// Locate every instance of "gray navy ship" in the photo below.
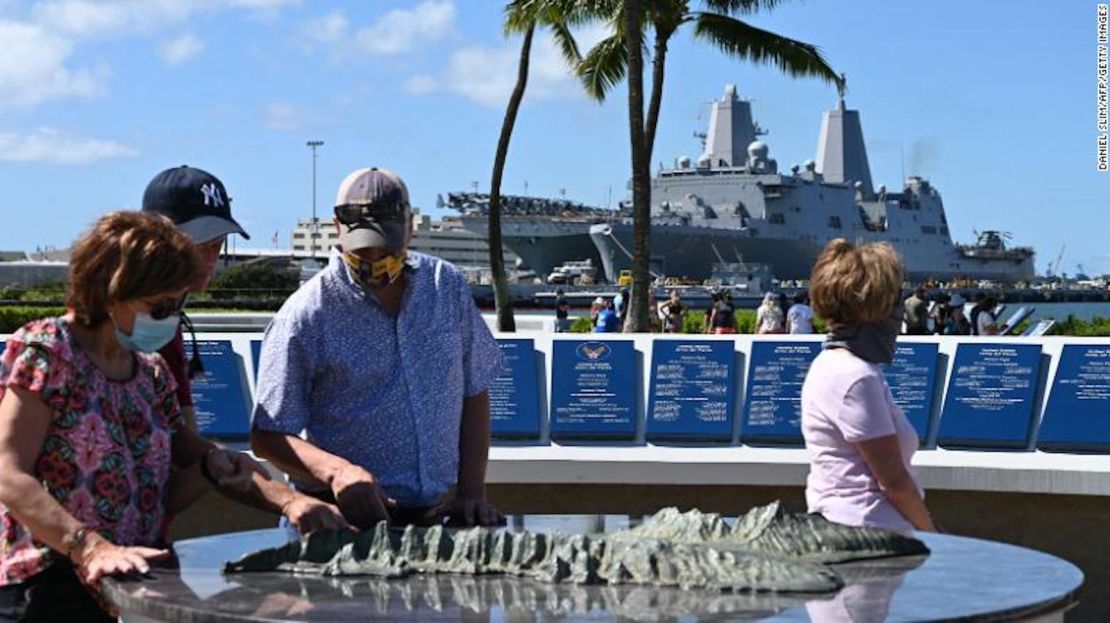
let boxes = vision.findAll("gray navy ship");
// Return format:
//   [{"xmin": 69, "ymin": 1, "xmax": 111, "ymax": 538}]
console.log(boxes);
[{"xmin": 447, "ymin": 84, "xmax": 1035, "ymax": 283}]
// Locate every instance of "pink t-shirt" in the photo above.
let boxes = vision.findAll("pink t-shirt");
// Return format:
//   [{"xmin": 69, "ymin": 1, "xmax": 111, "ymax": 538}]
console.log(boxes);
[{"xmin": 801, "ymin": 348, "xmax": 922, "ymax": 536}]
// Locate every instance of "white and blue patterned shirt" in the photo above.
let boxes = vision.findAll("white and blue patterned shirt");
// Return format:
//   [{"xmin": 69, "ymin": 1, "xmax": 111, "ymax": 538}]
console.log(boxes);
[{"xmin": 252, "ymin": 249, "xmax": 503, "ymax": 506}]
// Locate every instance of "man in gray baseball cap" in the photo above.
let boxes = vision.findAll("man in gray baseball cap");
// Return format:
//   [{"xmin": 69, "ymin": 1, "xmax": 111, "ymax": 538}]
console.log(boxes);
[{"xmin": 252, "ymin": 166, "xmax": 506, "ymax": 530}]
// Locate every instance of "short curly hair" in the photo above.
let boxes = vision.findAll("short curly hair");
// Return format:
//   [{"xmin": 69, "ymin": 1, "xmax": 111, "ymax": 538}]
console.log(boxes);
[
  {"xmin": 66, "ymin": 212, "xmax": 203, "ymax": 327},
  {"xmin": 809, "ymin": 238, "xmax": 904, "ymax": 328}
]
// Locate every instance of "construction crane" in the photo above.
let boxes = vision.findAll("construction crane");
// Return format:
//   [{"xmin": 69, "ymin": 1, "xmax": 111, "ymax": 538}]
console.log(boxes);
[{"xmin": 1046, "ymin": 244, "xmax": 1066, "ymax": 278}]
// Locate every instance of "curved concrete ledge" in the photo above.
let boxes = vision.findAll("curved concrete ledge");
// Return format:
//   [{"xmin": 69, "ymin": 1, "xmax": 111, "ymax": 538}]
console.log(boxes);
[{"xmin": 488, "ymin": 445, "xmax": 1110, "ymax": 496}]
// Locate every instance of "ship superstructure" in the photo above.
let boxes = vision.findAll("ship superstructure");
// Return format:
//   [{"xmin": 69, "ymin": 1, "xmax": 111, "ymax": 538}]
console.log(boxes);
[
  {"xmin": 450, "ymin": 84, "xmax": 1034, "ymax": 284},
  {"xmin": 590, "ymin": 85, "xmax": 1034, "ymax": 282}
]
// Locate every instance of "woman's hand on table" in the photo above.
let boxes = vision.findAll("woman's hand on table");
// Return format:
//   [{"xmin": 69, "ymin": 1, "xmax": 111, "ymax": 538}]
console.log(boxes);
[{"xmin": 74, "ymin": 532, "xmax": 171, "ymax": 584}]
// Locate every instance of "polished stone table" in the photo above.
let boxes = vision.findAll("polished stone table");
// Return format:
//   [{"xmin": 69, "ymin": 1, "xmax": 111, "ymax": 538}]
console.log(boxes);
[{"xmin": 103, "ymin": 515, "xmax": 1082, "ymax": 622}]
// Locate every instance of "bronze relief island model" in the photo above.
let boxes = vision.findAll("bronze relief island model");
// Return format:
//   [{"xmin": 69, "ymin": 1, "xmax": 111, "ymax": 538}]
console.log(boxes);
[{"xmin": 225, "ymin": 503, "xmax": 928, "ymax": 593}]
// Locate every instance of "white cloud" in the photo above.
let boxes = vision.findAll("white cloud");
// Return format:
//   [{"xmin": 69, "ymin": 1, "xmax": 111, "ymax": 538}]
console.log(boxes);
[
  {"xmin": 303, "ymin": 1, "xmax": 456, "ymax": 58},
  {"xmin": 0, "ymin": 127, "xmax": 138, "ymax": 164},
  {"xmin": 33, "ymin": 0, "xmax": 301, "ymax": 38},
  {"xmin": 402, "ymin": 74, "xmax": 438, "ymax": 96},
  {"xmin": 262, "ymin": 102, "xmax": 308, "ymax": 132},
  {"xmin": 354, "ymin": 1, "xmax": 455, "ymax": 56},
  {"xmin": 302, "ymin": 9, "xmax": 347, "ymax": 46},
  {"xmin": 0, "ymin": 20, "xmax": 104, "ymax": 109},
  {"xmin": 415, "ymin": 25, "xmax": 609, "ymax": 107},
  {"xmin": 159, "ymin": 32, "xmax": 204, "ymax": 65},
  {"xmin": 0, "ymin": 0, "xmax": 301, "ymax": 110}
]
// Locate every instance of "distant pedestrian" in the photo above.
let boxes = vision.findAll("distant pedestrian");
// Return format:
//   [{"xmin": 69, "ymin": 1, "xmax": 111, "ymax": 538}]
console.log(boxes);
[
  {"xmin": 756, "ymin": 292, "xmax": 785, "ymax": 334},
  {"xmin": 704, "ymin": 291, "xmax": 720, "ymax": 333},
  {"xmin": 647, "ymin": 289, "xmax": 661, "ymax": 332},
  {"xmin": 944, "ymin": 294, "xmax": 971, "ymax": 335},
  {"xmin": 709, "ymin": 290, "xmax": 737, "ymax": 334},
  {"xmin": 777, "ymin": 291, "xmax": 791, "ymax": 320},
  {"xmin": 975, "ymin": 295, "xmax": 1003, "ymax": 336},
  {"xmin": 614, "ymin": 287, "xmax": 629, "ymax": 327},
  {"xmin": 902, "ymin": 286, "xmax": 930, "ymax": 335},
  {"xmin": 787, "ymin": 292, "xmax": 814, "ymax": 334},
  {"xmin": 930, "ymin": 292, "xmax": 950, "ymax": 335},
  {"xmin": 659, "ymin": 290, "xmax": 687, "ymax": 333},
  {"xmin": 593, "ymin": 298, "xmax": 621, "ymax": 332},
  {"xmin": 554, "ymin": 288, "xmax": 570, "ymax": 332},
  {"xmin": 590, "ymin": 296, "xmax": 605, "ymax": 328}
]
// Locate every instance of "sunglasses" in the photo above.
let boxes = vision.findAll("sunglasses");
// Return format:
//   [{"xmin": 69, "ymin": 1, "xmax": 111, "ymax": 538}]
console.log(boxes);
[
  {"xmin": 146, "ymin": 295, "xmax": 186, "ymax": 321},
  {"xmin": 335, "ymin": 201, "xmax": 406, "ymax": 225}
]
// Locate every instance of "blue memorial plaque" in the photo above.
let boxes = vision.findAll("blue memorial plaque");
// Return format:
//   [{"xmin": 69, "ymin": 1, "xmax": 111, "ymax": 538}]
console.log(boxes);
[
  {"xmin": 938, "ymin": 343, "xmax": 1043, "ymax": 449},
  {"xmin": 550, "ymin": 340, "xmax": 637, "ymax": 440},
  {"xmin": 740, "ymin": 341, "xmax": 821, "ymax": 446},
  {"xmin": 490, "ymin": 339, "xmax": 542, "ymax": 440},
  {"xmin": 250, "ymin": 339, "xmax": 261, "ymax": 382},
  {"xmin": 646, "ymin": 340, "xmax": 736, "ymax": 441},
  {"xmin": 1037, "ymin": 345, "xmax": 1110, "ymax": 452},
  {"xmin": 190, "ymin": 340, "xmax": 252, "ymax": 440},
  {"xmin": 882, "ymin": 343, "xmax": 941, "ymax": 443}
]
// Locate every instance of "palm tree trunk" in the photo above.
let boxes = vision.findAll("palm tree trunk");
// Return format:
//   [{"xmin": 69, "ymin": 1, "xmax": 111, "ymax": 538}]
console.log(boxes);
[
  {"xmin": 489, "ymin": 24, "xmax": 536, "ymax": 333},
  {"xmin": 644, "ymin": 28, "xmax": 671, "ymax": 162},
  {"xmin": 623, "ymin": 0, "xmax": 652, "ymax": 333}
]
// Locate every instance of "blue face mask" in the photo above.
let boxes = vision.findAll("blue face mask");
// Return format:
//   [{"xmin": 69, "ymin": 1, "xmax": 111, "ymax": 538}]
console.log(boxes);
[{"xmin": 114, "ymin": 311, "xmax": 180, "ymax": 353}]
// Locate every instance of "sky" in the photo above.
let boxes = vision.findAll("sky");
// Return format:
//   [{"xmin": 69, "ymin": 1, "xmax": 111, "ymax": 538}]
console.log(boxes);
[{"xmin": 0, "ymin": 0, "xmax": 1105, "ymax": 276}]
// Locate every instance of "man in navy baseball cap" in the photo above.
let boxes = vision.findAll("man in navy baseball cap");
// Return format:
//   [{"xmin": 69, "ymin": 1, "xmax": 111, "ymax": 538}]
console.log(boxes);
[{"xmin": 141, "ymin": 165, "xmax": 250, "ymax": 432}]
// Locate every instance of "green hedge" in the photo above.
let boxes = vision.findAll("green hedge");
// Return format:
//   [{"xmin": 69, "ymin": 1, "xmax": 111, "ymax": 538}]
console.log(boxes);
[
  {"xmin": 0, "ymin": 306, "xmax": 67, "ymax": 333},
  {"xmin": 1051, "ymin": 315, "xmax": 1110, "ymax": 337}
]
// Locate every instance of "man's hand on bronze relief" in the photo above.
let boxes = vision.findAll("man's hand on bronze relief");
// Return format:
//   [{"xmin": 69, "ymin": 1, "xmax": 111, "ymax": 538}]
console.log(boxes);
[
  {"xmin": 438, "ymin": 497, "xmax": 506, "ymax": 528},
  {"xmin": 329, "ymin": 463, "xmax": 396, "ymax": 530}
]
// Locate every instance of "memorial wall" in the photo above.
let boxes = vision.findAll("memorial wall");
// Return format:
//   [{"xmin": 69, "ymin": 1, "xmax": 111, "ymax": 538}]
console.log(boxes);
[{"xmin": 1, "ymin": 332, "xmax": 1107, "ymax": 451}]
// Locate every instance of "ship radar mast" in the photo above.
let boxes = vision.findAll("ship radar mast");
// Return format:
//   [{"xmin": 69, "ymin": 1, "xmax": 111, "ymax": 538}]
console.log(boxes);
[
  {"xmin": 815, "ymin": 73, "xmax": 875, "ymax": 196},
  {"xmin": 700, "ymin": 84, "xmax": 758, "ymax": 168}
]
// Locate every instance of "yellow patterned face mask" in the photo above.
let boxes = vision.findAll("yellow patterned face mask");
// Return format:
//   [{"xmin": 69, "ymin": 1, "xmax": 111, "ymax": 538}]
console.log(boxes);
[{"xmin": 343, "ymin": 250, "xmax": 406, "ymax": 289}]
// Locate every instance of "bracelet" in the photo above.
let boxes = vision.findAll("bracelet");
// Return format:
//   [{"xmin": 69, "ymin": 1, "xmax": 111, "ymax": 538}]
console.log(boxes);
[
  {"xmin": 199, "ymin": 449, "xmax": 221, "ymax": 487},
  {"xmin": 65, "ymin": 525, "xmax": 91, "ymax": 561}
]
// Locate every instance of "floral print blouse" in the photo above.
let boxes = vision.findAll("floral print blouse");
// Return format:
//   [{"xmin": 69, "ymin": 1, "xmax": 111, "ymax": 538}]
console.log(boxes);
[{"xmin": 0, "ymin": 317, "xmax": 182, "ymax": 585}]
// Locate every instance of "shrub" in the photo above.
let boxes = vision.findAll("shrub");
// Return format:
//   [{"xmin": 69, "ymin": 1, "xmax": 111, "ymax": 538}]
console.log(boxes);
[
  {"xmin": 208, "ymin": 260, "xmax": 299, "ymax": 298},
  {"xmin": 570, "ymin": 316, "xmax": 594, "ymax": 333},
  {"xmin": 0, "ymin": 306, "xmax": 66, "ymax": 333}
]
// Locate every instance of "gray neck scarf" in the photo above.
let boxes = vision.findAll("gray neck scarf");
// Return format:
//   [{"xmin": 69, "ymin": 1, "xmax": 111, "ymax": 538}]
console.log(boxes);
[{"xmin": 824, "ymin": 305, "xmax": 903, "ymax": 364}]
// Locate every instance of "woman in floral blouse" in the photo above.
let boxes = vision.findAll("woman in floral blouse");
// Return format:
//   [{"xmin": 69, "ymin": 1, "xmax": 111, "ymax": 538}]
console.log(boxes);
[{"xmin": 0, "ymin": 213, "xmax": 347, "ymax": 621}]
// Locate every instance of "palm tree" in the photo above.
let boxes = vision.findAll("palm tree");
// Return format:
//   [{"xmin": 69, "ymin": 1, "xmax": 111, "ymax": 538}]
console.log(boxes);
[
  {"xmin": 622, "ymin": 0, "xmax": 653, "ymax": 333},
  {"xmin": 578, "ymin": 0, "xmax": 843, "ymax": 331},
  {"xmin": 488, "ymin": 0, "xmax": 585, "ymax": 332}
]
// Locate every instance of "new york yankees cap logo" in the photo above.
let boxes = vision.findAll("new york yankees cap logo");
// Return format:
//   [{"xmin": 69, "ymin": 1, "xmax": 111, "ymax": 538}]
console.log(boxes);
[{"xmin": 142, "ymin": 165, "xmax": 250, "ymax": 243}]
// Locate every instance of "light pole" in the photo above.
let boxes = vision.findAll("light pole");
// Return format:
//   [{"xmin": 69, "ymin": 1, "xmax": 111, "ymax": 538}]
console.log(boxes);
[{"xmin": 306, "ymin": 140, "xmax": 324, "ymax": 258}]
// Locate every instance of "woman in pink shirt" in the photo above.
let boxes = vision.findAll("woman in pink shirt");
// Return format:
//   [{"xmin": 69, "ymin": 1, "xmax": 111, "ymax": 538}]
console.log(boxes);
[{"xmin": 801, "ymin": 239, "xmax": 937, "ymax": 536}]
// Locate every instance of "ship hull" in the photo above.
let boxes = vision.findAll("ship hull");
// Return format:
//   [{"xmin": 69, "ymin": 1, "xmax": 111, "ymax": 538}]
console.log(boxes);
[
  {"xmin": 592, "ymin": 223, "xmax": 1035, "ymax": 283},
  {"xmin": 461, "ymin": 216, "xmax": 603, "ymax": 279},
  {"xmin": 591, "ymin": 224, "xmax": 820, "ymax": 282}
]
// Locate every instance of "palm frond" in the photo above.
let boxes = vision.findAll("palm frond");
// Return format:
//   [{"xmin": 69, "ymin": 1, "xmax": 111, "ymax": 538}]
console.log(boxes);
[
  {"xmin": 576, "ymin": 32, "xmax": 628, "ymax": 101},
  {"xmin": 700, "ymin": 0, "xmax": 789, "ymax": 15},
  {"xmin": 549, "ymin": 20, "xmax": 582, "ymax": 65},
  {"xmin": 692, "ymin": 12, "xmax": 841, "ymax": 87},
  {"xmin": 503, "ymin": 0, "xmax": 540, "ymax": 34},
  {"xmin": 646, "ymin": 0, "xmax": 687, "ymax": 36}
]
